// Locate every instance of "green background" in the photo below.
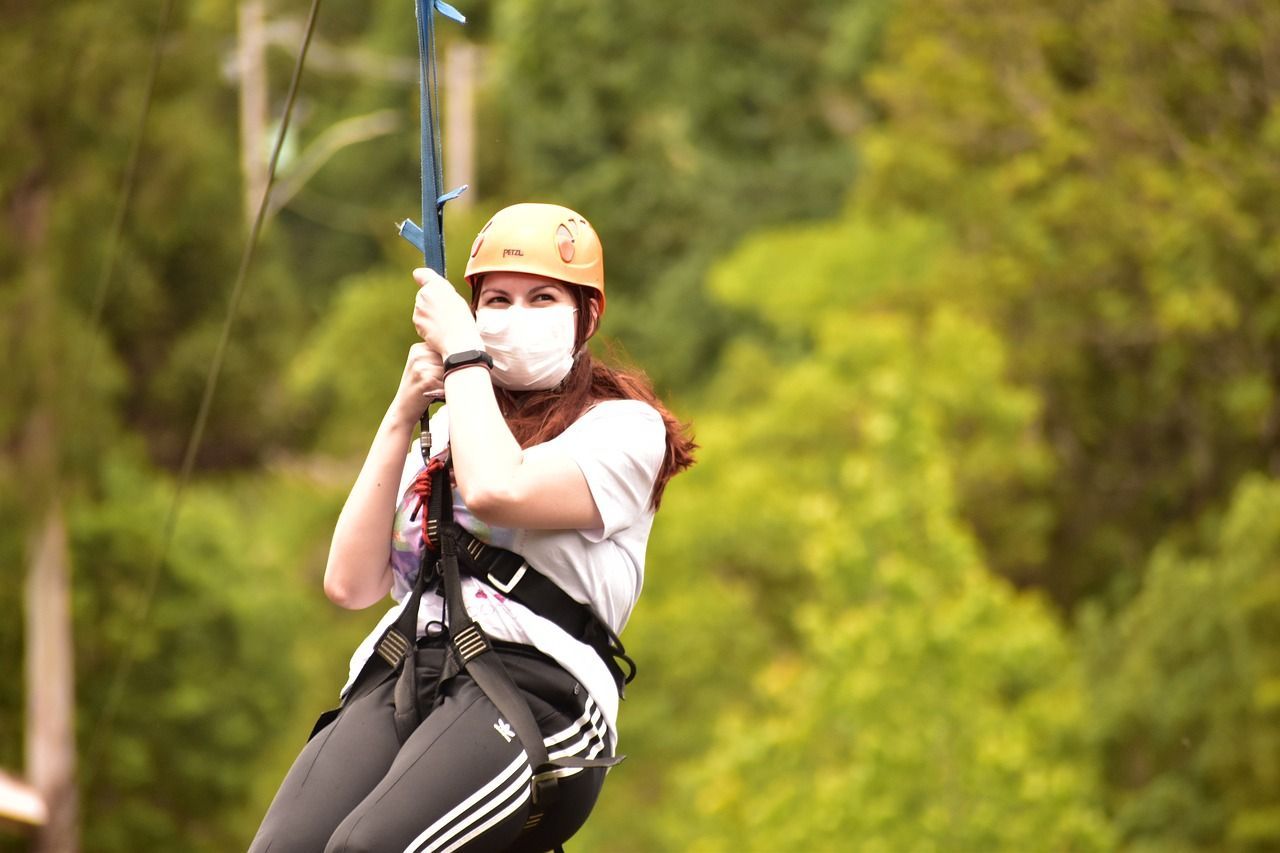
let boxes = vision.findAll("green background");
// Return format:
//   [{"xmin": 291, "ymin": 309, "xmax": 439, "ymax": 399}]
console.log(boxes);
[{"xmin": 3, "ymin": 0, "xmax": 1278, "ymax": 849}]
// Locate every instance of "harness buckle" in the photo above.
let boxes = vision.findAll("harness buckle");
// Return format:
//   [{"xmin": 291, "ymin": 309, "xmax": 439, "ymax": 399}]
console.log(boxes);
[
  {"xmin": 375, "ymin": 627, "xmax": 411, "ymax": 666},
  {"xmin": 486, "ymin": 563, "xmax": 527, "ymax": 594},
  {"xmin": 530, "ymin": 770, "xmax": 560, "ymax": 809},
  {"xmin": 450, "ymin": 621, "xmax": 491, "ymax": 665}
]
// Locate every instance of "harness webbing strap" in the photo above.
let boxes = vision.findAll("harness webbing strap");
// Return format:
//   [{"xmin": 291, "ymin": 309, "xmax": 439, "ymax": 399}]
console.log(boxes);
[
  {"xmin": 451, "ymin": 527, "xmax": 637, "ymax": 694},
  {"xmin": 431, "ymin": 464, "xmax": 621, "ymax": 810},
  {"xmin": 404, "ymin": 458, "xmax": 635, "ymax": 693},
  {"xmin": 412, "ymin": 0, "xmax": 444, "ymax": 272},
  {"xmin": 371, "ymin": 0, "xmax": 465, "ymax": 739},
  {"xmin": 397, "ymin": 0, "xmax": 468, "ymax": 263},
  {"xmin": 357, "ymin": 461, "xmax": 620, "ymax": 800}
]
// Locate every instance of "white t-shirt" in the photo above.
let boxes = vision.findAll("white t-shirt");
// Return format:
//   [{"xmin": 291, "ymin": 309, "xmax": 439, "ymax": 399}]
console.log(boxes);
[{"xmin": 340, "ymin": 398, "xmax": 666, "ymax": 742}]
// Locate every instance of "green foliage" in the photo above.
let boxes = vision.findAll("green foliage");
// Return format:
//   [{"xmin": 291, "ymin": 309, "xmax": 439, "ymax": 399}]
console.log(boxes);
[
  {"xmin": 286, "ymin": 201, "xmax": 494, "ymax": 455},
  {"xmin": 677, "ymin": 577, "xmax": 1108, "ymax": 851},
  {"xmin": 70, "ymin": 453, "xmax": 349, "ymax": 852},
  {"xmin": 0, "ymin": 486, "xmax": 28, "ymax": 779},
  {"xmin": 489, "ymin": 0, "xmax": 871, "ymax": 388},
  {"xmin": 3, "ymin": 0, "xmax": 1279, "ymax": 849},
  {"xmin": 286, "ymin": 268, "xmax": 416, "ymax": 454},
  {"xmin": 575, "ymin": 217, "xmax": 1107, "ymax": 850},
  {"xmin": 709, "ymin": 214, "xmax": 1057, "ymax": 596},
  {"xmin": 851, "ymin": 0, "xmax": 1280, "ymax": 608},
  {"xmin": 1083, "ymin": 476, "xmax": 1280, "ymax": 851}
]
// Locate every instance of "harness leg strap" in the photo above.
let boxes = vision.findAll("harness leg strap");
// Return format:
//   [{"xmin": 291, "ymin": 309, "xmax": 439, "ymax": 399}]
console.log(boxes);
[{"xmin": 438, "ymin": 517, "xmax": 619, "ymax": 819}]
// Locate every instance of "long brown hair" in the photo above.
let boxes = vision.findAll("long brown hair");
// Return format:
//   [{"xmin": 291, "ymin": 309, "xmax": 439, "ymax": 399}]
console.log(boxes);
[{"xmin": 471, "ymin": 284, "xmax": 696, "ymax": 509}]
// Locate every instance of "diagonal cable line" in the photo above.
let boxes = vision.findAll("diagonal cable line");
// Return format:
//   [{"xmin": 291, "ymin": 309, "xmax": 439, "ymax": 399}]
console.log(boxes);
[
  {"xmin": 83, "ymin": 0, "xmax": 326, "ymax": 790},
  {"xmin": 80, "ymin": 0, "xmax": 175, "ymax": 388}
]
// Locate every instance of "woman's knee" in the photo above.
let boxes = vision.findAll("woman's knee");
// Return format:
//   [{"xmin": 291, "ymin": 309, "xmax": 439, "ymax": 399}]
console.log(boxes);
[{"xmin": 250, "ymin": 816, "xmax": 338, "ymax": 853}]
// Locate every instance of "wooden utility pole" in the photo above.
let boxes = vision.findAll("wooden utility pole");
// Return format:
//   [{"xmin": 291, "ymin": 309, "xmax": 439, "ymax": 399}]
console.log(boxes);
[
  {"xmin": 25, "ymin": 496, "xmax": 76, "ymax": 853},
  {"xmin": 444, "ymin": 41, "xmax": 477, "ymax": 208},
  {"xmin": 238, "ymin": 0, "xmax": 269, "ymax": 225},
  {"xmin": 15, "ymin": 175, "xmax": 77, "ymax": 850}
]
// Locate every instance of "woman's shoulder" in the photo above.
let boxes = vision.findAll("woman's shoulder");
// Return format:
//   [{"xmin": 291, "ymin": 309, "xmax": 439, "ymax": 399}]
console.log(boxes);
[
  {"xmin": 567, "ymin": 399, "xmax": 665, "ymax": 439},
  {"xmin": 580, "ymin": 398, "xmax": 663, "ymax": 423},
  {"xmin": 556, "ymin": 399, "xmax": 665, "ymax": 465},
  {"xmin": 544, "ymin": 399, "xmax": 660, "ymax": 448}
]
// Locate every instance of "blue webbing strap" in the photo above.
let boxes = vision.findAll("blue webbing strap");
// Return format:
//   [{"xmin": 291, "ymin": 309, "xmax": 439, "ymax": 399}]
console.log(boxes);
[
  {"xmin": 398, "ymin": 0, "xmax": 468, "ymax": 270},
  {"xmin": 400, "ymin": 0, "xmax": 467, "ymax": 464}
]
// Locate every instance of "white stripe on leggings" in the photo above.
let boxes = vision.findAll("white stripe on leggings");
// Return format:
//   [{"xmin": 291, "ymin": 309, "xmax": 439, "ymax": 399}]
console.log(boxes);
[
  {"xmin": 427, "ymin": 766, "xmax": 533, "ymax": 853},
  {"xmin": 407, "ymin": 693, "xmax": 611, "ymax": 851},
  {"xmin": 437, "ymin": 776, "xmax": 533, "ymax": 853},
  {"xmin": 546, "ymin": 702, "xmax": 609, "ymax": 779},
  {"xmin": 542, "ymin": 696, "xmax": 599, "ymax": 749},
  {"xmin": 403, "ymin": 751, "xmax": 528, "ymax": 853}
]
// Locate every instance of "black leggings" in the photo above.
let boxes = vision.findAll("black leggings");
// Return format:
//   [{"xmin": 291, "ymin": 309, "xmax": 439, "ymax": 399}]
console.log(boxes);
[{"xmin": 250, "ymin": 640, "xmax": 610, "ymax": 853}]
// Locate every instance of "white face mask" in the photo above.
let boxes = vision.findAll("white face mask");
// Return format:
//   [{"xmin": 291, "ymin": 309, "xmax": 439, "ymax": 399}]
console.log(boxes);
[{"xmin": 475, "ymin": 304, "xmax": 578, "ymax": 391}]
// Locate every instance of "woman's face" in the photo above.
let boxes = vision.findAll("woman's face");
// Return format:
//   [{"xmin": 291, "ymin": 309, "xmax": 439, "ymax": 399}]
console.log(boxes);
[{"xmin": 476, "ymin": 272, "xmax": 575, "ymax": 311}]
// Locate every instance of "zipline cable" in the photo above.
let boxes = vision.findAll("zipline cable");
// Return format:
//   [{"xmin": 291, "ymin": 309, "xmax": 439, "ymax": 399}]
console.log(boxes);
[
  {"xmin": 71, "ymin": 0, "xmax": 178, "ymax": 787},
  {"xmin": 83, "ymin": 0, "xmax": 325, "ymax": 790},
  {"xmin": 81, "ymin": 0, "xmax": 176, "ymax": 380}
]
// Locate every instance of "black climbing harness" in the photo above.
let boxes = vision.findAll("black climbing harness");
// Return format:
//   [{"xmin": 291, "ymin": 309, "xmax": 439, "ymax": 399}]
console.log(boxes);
[
  {"xmin": 354, "ymin": 452, "xmax": 627, "ymax": 821},
  {"xmin": 449, "ymin": 523, "xmax": 638, "ymax": 694}
]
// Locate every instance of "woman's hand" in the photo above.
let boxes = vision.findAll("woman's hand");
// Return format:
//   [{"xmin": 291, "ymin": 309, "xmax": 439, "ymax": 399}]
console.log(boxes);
[
  {"xmin": 412, "ymin": 267, "xmax": 484, "ymax": 358},
  {"xmin": 390, "ymin": 342, "xmax": 445, "ymax": 427}
]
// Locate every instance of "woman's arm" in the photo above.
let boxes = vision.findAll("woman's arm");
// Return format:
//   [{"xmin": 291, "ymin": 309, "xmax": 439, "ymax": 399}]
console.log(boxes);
[
  {"xmin": 412, "ymin": 268, "xmax": 604, "ymax": 531},
  {"xmin": 444, "ymin": 367, "xmax": 603, "ymax": 530},
  {"xmin": 323, "ymin": 343, "xmax": 443, "ymax": 609}
]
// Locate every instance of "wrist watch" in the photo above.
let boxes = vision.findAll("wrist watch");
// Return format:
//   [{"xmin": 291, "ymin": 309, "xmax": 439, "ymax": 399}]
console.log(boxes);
[{"xmin": 443, "ymin": 349, "xmax": 494, "ymax": 377}]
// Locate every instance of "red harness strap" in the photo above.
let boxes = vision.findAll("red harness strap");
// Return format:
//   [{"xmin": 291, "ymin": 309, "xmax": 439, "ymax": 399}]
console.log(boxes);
[{"xmin": 411, "ymin": 454, "xmax": 448, "ymax": 552}]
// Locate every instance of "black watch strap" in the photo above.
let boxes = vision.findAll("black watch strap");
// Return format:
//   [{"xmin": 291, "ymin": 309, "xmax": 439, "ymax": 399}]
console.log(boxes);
[{"xmin": 443, "ymin": 349, "xmax": 494, "ymax": 376}]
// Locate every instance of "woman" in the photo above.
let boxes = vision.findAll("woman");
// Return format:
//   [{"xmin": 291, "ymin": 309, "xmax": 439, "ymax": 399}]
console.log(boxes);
[{"xmin": 251, "ymin": 203, "xmax": 695, "ymax": 852}]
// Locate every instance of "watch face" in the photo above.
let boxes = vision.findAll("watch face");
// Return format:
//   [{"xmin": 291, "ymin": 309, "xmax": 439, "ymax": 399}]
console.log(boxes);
[{"xmin": 446, "ymin": 350, "xmax": 493, "ymax": 371}]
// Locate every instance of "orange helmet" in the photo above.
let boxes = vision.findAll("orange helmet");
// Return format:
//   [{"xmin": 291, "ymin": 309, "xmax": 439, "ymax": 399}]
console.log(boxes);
[{"xmin": 464, "ymin": 203, "xmax": 605, "ymax": 314}]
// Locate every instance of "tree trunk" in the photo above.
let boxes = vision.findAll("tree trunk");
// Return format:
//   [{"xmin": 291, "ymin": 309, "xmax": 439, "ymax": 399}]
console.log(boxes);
[
  {"xmin": 13, "ymin": 172, "xmax": 78, "ymax": 850},
  {"xmin": 25, "ymin": 497, "xmax": 78, "ymax": 853},
  {"xmin": 444, "ymin": 42, "xmax": 478, "ymax": 208},
  {"xmin": 239, "ymin": 0, "xmax": 268, "ymax": 226}
]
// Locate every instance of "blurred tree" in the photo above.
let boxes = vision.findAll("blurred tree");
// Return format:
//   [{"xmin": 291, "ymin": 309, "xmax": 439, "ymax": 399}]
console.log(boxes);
[
  {"xmin": 525, "ymin": 0, "xmax": 1280, "ymax": 847},
  {"xmin": 572, "ymin": 216, "xmax": 1107, "ymax": 850},
  {"xmin": 850, "ymin": 0, "xmax": 1280, "ymax": 609},
  {"xmin": 69, "ymin": 453, "xmax": 355, "ymax": 852},
  {"xmin": 0, "ymin": 0, "xmax": 430, "ymax": 847},
  {"xmin": 1082, "ymin": 475, "xmax": 1280, "ymax": 852},
  {"xmin": 0, "ymin": 0, "xmax": 440, "ymax": 472},
  {"xmin": 488, "ymin": 0, "xmax": 880, "ymax": 390},
  {"xmin": 6, "ymin": 0, "xmax": 1277, "ymax": 847}
]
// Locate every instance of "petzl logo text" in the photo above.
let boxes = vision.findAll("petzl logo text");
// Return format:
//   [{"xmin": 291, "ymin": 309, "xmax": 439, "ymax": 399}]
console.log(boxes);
[{"xmin": 502, "ymin": 248, "xmax": 524, "ymax": 257}]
